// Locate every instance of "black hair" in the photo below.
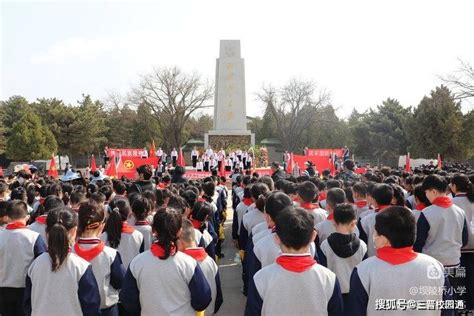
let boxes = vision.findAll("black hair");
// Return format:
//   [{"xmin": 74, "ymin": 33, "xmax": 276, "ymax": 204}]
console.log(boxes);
[
  {"xmin": 131, "ymin": 196, "xmax": 153, "ymax": 221},
  {"xmin": 152, "ymin": 208, "xmax": 182, "ymax": 259},
  {"xmin": 0, "ymin": 201, "xmax": 8, "ymax": 218},
  {"xmin": 343, "ymin": 159, "xmax": 355, "ymax": 171},
  {"xmin": 451, "ymin": 174, "xmax": 474, "ymax": 202},
  {"xmin": 137, "ymin": 164, "xmax": 153, "ymax": 180},
  {"xmin": 250, "ymin": 183, "xmax": 269, "ymax": 201},
  {"xmin": 0, "ymin": 182, "xmax": 8, "ymax": 195},
  {"xmin": 6, "ymin": 200, "xmax": 28, "ymax": 220},
  {"xmin": 78, "ymin": 202, "xmax": 105, "ymax": 236},
  {"xmin": 191, "ymin": 201, "xmax": 213, "ymax": 233},
  {"xmin": 374, "ymin": 206, "xmax": 415, "ymax": 248},
  {"xmin": 421, "ymin": 174, "xmax": 448, "ymax": 193},
  {"xmin": 105, "ymin": 199, "xmax": 131, "ymax": 248},
  {"xmin": 371, "ymin": 183, "xmax": 394, "ymax": 206},
  {"xmin": 70, "ymin": 191, "xmax": 86, "ymax": 206},
  {"xmin": 259, "ymin": 176, "xmax": 274, "ymax": 191},
  {"xmin": 167, "ymin": 195, "xmax": 189, "ymax": 215},
  {"xmin": 390, "ymin": 184, "xmax": 406, "ymax": 206},
  {"xmin": 275, "ymin": 206, "xmax": 314, "ymax": 250},
  {"xmin": 99, "ymin": 185, "xmax": 114, "ymax": 201},
  {"xmin": 46, "ymin": 207, "xmax": 78, "ymax": 271},
  {"xmin": 181, "ymin": 190, "xmax": 198, "ymax": 209},
  {"xmin": 264, "ymin": 191, "xmax": 292, "ymax": 220},
  {"xmin": 113, "ymin": 180, "xmax": 127, "ymax": 195},
  {"xmin": 344, "ymin": 187, "xmax": 355, "ymax": 203},
  {"xmin": 10, "ymin": 187, "xmax": 27, "ymax": 201},
  {"xmin": 47, "ymin": 183, "xmax": 63, "ymax": 198},
  {"xmin": 333, "ymin": 203, "xmax": 356, "ymax": 225},
  {"xmin": 353, "ymin": 182, "xmax": 367, "ymax": 197},
  {"xmin": 327, "ymin": 180, "xmax": 342, "ymax": 189},
  {"xmin": 42, "ymin": 195, "xmax": 64, "ymax": 215},
  {"xmin": 202, "ymin": 181, "xmax": 215, "ymax": 202},
  {"xmin": 283, "ymin": 181, "xmax": 298, "ymax": 196},
  {"xmin": 255, "ymin": 192, "xmax": 270, "ymax": 212},
  {"xmin": 413, "ymin": 185, "xmax": 431, "ymax": 207},
  {"xmin": 326, "ymin": 188, "xmax": 346, "ymax": 210},
  {"xmin": 86, "ymin": 183, "xmax": 98, "ymax": 198},
  {"xmin": 142, "ymin": 190, "xmax": 157, "ymax": 208},
  {"xmin": 298, "ymin": 181, "xmax": 318, "ymax": 203}
]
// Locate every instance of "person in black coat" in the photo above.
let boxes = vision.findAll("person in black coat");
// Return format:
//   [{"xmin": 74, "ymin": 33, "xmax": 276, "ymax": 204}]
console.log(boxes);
[{"xmin": 270, "ymin": 161, "xmax": 286, "ymax": 183}]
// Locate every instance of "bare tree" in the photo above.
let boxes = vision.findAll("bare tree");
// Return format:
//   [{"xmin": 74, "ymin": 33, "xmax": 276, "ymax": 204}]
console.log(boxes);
[
  {"xmin": 132, "ymin": 67, "xmax": 213, "ymax": 149},
  {"xmin": 441, "ymin": 59, "xmax": 474, "ymax": 100},
  {"xmin": 258, "ymin": 79, "xmax": 330, "ymax": 151}
]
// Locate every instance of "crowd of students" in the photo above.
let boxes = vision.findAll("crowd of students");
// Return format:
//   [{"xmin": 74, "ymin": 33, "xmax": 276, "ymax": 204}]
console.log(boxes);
[{"xmin": 0, "ymin": 158, "xmax": 473, "ymax": 315}]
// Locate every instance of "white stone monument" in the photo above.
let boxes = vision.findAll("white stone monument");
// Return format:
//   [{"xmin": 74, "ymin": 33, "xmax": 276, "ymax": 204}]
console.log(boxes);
[{"xmin": 204, "ymin": 40, "xmax": 255, "ymax": 149}]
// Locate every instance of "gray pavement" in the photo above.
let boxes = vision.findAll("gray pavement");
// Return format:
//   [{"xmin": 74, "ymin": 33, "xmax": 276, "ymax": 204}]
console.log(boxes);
[{"xmin": 217, "ymin": 205, "xmax": 246, "ymax": 315}]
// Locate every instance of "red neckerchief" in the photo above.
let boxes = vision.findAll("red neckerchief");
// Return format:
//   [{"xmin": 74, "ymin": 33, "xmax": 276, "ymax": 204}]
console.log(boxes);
[
  {"xmin": 74, "ymin": 239, "xmax": 105, "ymax": 262},
  {"xmin": 375, "ymin": 205, "xmax": 390, "ymax": 213},
  {"xmin": 455, "ymin": 193, "xmax": 467, "ymax": 197},
  {"xmin": 39, "ymin": 197, "xmax": 46, "ymax": 205},
  {"xmin": 318, "ymin": 192, "xmax": 327, "ymax": 201},
  {"xmin": 191, "ymin": 219, "xmax": 202, "ymax": 230},
  {"xmin": 327, "ymin": 213, "xmax": 334, "ymax": 220},
  {"xmin": 135, "ymin": 220, "xmax": 149, "ymax": 226},
  {"xmin": 197, "ymin": 197, "xmax": 205, "ymax": 203},
  {"xmin": 276, "ymin": 254, "xmax": 316, "ymax": 272},
  {"xmin": 35, "ymin": 215, "xmax": 47, "ymax": 225},
  {"xmin": 376, "ymin": 246, "xmax": 417, "ymax": 265},
  {"xmin": 183, "ymin": 247, "xmax": 208, "ymax": 262},
  {"xmin": 6, "ymin": 221, "xmax": 27, "ymax": 230},
  {"xmin": 432, "ymin": 197, "xmax": 452, "ymax": 208},
  {"xmin": 416, "ymin": 203, "xmax": 426, "ymax": 211},
  {"xmin": 158, "ymin": 183, "xmax": 169, "ymax": 189},
  {"xmin": 151, "ymin": 243, "xmax": 176, "ymax": 258},
  {"xmin": 242, "ymin": 198, "xmax": 253, "ymax": 206},
  {"xmin": 355, "ymin": 200, "xmax": 368, "ymax": 208},
  {"xmin": 300, "ymin": 202, "xmax": 317, "ymax": 210},
  {"xmin": 122, "ymin": 222, "xmax": 135, "ymax": 234}
]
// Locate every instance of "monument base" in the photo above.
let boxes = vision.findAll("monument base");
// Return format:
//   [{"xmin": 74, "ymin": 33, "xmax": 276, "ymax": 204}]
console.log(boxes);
[{"xmin": 204, "ymin": 130, "xmax": 255, "ymax": 149}]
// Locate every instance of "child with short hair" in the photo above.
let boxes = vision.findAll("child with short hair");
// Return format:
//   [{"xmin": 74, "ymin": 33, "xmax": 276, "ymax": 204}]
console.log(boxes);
[
  {"xmin": 352, "ymin": 182, "xmax": 370, "ymax": 218},
  {"xmin": 120, "ymin": 208, "xmax": 212, "ymax": 315},
  {"xmin": 102, "ymin": 199, "xmax": 144, "ymax": 268},
  {"xmin": 349, "ymin": 206, "xmax": 450, "ymax": 315},
  {"xmin": 319, "ymin": 203, "xmax": 367, "ymax": 309},
  {"xmin": 297, "ymin": 181, "xmax": 328, "ymax": 225},
  {"xmin": 24, "ymin": 206, "xmax": 101, "ymax": 315},
  {"xmin": 28, "ymin": 195, "xmax": 64, "ymax": 243},
  {"xmin": 358, "ymin": 183, "xmax": 394, "ymax": 257},
  {"xmin": 0, "ymin": 200, "xmax": 47, "ymax": 316},
  {"xmin": 178, "ymin": 219, "xmax": 223, "ymax": 315},
  {"xmin": 247, "ymin": 206, "xmax": 343, "ymax": 315},
  {"xmin": 315, "ymin": 188, "xmax": 348, "ymax": 245},
  {"xmin": 412, "ymin": 185, "xmax": 431, "ymax": 221}
]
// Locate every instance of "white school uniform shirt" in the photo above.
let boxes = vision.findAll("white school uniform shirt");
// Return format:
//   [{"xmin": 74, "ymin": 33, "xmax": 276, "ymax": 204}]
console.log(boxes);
[
  {"xmin": 196, "ymin": 162, "xmax": 204, "ymax": 170},
  {"xmin": 171, "ymin": 150, "xmax": 178, "ymax": 158},
  {"xmin": 242, "ymin": 205, "xmax": 266, "ymax": 236},
  {"xmin": 156, "ymin": 149, "xmax": 163, "ymax": 157},
  {"xmin": 101, "ymin": 227, "xmax": 144, "ymax": 268},
  {"xmin": 134, "ymin": 222, "xmax": 153, "ymax": 251},
  {"xmin": 453, "ymin": 195, "xmax": 474, "ymax": 250},
  {"xmin": 28, "ymin": 215, "xmax": 48, "ymax": 245},
  {"xmin": 191, "ymin": 150, "xmax": 199, "ymax": 157}
]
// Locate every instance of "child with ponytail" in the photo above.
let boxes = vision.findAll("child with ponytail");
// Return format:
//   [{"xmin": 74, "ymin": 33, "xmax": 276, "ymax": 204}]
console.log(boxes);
[
  {"xmin": 74, "ymin": 202, "xmax": 126, "ymax": 316},
  {"xmin": 102, "ymin": 199, "xmax": 144, "ymax": 268},
  {"xmin": 24, "ymin": 207, "xmax": 101, "ymax": 316},
  {"xmin": 120, "ymin": 208, "xmax": 212, "ymax": 315},
  {"xmin": 191, "ymin": 201, "xmax": 217, "ymax": 260},
  {"xmin": 131, "ymin": 196, "xmax": 154, "ymax": 251}
]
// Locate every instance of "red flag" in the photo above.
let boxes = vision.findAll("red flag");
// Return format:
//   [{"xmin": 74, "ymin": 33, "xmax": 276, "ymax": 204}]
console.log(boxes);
[
  {"xmin": 105, "ymin": 155, "xmax": 117, "ymax": 178},
  {"xmin": 177, "ymin": 148, "xmax": 185, "ymax": 167},
  {"xmin": 405, "ymin": 153, "xmax": 411, "ymax": 172},
  {"xmin": 90, "ymin": 154, "xmax": 97, "ymax": 172},
  {"xmin": 48, "ymin": 155, "xmax": 58, "ymax": 178},
  {"xmin": 219, "ymin": 157, "xmax": 226, "ymax": 177},
  {"xmin": 437, "ymin": 153, "xmax": 442, "ymax": 170},
  {"xmin": 149, "ymin": 141, "xmax": 156, "ymax": 158},
  {"xmin": 287, "ymin": 152, "xmax": 294, "ymax": 174}
]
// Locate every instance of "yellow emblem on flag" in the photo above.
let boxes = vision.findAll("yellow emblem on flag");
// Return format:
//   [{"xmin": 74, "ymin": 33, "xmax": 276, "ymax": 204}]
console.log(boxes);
[{"xmin": 124, "ymin": 160, "xmax": 135, "ymax": 170}]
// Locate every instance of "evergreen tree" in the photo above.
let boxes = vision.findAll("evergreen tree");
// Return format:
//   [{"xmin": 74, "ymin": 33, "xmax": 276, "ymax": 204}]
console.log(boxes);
[
  {"xmin": 6, "ymin": 110, "xmax": 57, "ymax": 160},
  {"xmin": 409, "ymin": 86, "xmax": 465, "ymax": 159}
]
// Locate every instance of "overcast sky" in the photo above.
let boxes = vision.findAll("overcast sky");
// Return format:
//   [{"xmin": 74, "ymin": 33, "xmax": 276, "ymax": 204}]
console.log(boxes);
[{"xmin": 1, "ymin": 0, "xmax": 473, "ymax": 117}]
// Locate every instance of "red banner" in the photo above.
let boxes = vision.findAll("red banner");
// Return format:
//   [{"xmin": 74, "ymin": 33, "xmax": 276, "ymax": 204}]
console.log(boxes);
[
  {"xmin": 305, "ymin": 148, "xmax": 344, "ymax": 157},
  {"xmin": 116, "ymin": 156, "xmax": 159, "ymax": 179},
  {"xmin": 107, "ymin": 148, "xmax": 148, "ymax": 158}
]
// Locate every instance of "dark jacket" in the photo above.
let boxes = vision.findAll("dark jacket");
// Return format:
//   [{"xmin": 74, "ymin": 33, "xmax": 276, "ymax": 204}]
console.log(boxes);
[{"xmin": 271, "ymin": 168, "xmax": 286, "ymax": 183}]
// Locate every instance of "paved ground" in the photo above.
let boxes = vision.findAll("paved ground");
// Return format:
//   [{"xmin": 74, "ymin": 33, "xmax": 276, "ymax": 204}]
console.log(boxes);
[{"xmin": 217, "ymin": 205, "xmax": 246, "ymax": 315}]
